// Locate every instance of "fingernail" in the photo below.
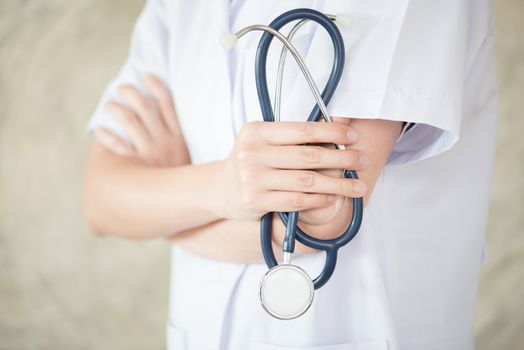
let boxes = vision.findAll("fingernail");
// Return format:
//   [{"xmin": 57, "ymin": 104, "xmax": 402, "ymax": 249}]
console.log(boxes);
[
  {"xmin": 347, "ymin": 129, "xmax": 358, "ymax": 142},
  {"xmin": 353, "ymin": 181, "xmax": 367, "ymax": 194},
  {"xmin": 360, "ymin": 154, "xmax": 370, "ymax": 166},
  {"xmin": 327, "ymin": 194, "xmax": 337, "ymax": 202}
]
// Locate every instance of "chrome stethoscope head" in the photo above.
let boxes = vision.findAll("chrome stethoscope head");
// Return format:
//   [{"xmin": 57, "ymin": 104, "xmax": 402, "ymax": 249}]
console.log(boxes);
[{"xmin": 259, "ymin": 261, "xmax": 314, "ymax": 320}]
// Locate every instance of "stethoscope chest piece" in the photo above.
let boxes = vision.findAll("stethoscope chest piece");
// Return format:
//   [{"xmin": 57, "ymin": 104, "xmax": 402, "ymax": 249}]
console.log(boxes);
[{"xmin": 259, "ymin": 264, "xmax": 314, "ymax": 320}]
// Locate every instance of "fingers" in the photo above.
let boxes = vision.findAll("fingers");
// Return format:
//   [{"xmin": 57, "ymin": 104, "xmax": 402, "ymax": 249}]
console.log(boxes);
[
  {"xmin": 257, "ymin": 145, "xmax": 369, "ymax": 170},
  {"xmin": 259, "ymin": 169, "xmax": 367, "ymax": 198},
  {"xmin": 95, "ymin": 128, "xmax": 136, "ymax": 157},
  {"xmin": 105, "ymin": 74, "xmax": 192, "ymax": 166},
  {"xmin": 105, "ymin": 102, "xmax": 151, "ymax": 158},
  {"xmin": 117, "ymin": 84, "xmax": 168, "ymax": 141},
  {"xmin": 142, "ymin": 73, "xmax": 183, "ymax": 138},
  {"xmin": 240, "ymin": 121, "xmax": 359, "ymax": 146}
]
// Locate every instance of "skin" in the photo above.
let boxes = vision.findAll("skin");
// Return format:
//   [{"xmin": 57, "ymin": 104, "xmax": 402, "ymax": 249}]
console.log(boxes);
[{"xmin": 82, "ymin": 73, "xmax": 402, "ymax": 263}]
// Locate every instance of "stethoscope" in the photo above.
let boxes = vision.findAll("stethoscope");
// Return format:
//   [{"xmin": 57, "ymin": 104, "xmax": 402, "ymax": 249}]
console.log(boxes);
[{"xmin": 222, "ymin": 8, "xmax": 363, "ymax": 320}]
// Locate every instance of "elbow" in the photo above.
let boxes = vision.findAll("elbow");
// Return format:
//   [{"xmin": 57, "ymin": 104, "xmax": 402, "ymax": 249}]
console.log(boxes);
[
  {"xmin": 81, "ymin": 143, "xmax": 111, "ymax": 237},
  {"xmin": 80, "ymin": 181, "xmax": 107, "ymax": 237},
  {"xmin": 80, "ymin": 178, "xmax": 159, "ymax": 240},
  {"xmin": 81, "ymin": 206, "xmax": 106, "ymax": 237}
]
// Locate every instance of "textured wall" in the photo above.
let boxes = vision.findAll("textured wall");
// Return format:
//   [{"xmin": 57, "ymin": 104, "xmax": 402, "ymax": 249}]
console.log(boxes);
[
  {"xmin": 473, "ymin": 0, "xmax": 524, "ymax": 347},
  {"xmin": 0, "ymin": 1, "xmax": 169, "ymax": 349},
  {"xmin": 0, "ymin": 0, "xmax": 522, "ymax": 349}
]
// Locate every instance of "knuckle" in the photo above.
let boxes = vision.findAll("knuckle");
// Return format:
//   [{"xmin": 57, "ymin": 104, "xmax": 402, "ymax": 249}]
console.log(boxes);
[
  {"xmin": 105, "ymin": 101, "xmax": 116, "ymax": 111},
  {"xmin": 302, "ymin": 147, "xmax": 321, "ymax": 163},
  {"xmin": 336, "ymin": 124, "xmax": 349, "ymax": 140},
  {"xmin": 239, "ymin": 121, "xmax": 261, "ymax": 141},
  {"xmin": 239, "ymin": 167, "xmax": 257, "ymax": 185},
  {"xmin": 135, "ymin": 94, "xmax": 150, "ymax": 111},
  {"xmin": 346, "ymin": 180, "xmax": 358, "ymax": 196},
  {"xmin": 141, "ymin": 149, "xmax": 153, "ymax": 163},
  {"xmin": 147, "ymin": 150, "xmax": 160, "ymax": 163},
  {"xmin": 335, "ymin": 178, "xmax": 348, "ymax": 196},
  {"xmin": 322, "ymin": 194, "xmax": 333, "ymax": 205},
  {"xmin": 250, "ymin": 121, "xmax": 264, "ymax": 133},
  {"xmin": 158, "ymin": 90, "xmax": 172, "ymax": 105},
  {"xmin": 249, "ymin": 121, "xmax": 264, "ymax": 128},
  {"xmin": 289, "ymin": 193, "xmax": 306, "ymax": 209},
  {"xmin": 148, "ymin": 75, "xmax": 163, "ymax": 89},
  {"xmin": 344, "ymin": 151, "xmax": 355, "ymax": 168},
  {"xmin": 163, "ymin": 146, "xmax": 176, "ymax": 161},
  {"xmin": 108, "ymin": 136, "xmax": 119, "ymax": 149},
  {"xmin": 241, "ymin": 191, "xmax": 257, "ymax": 210},
  {"xmin": 128, "ymin": 118, "xmax": 141, "ymax": 130},
  {"xmin": 107, "ymin": 102, "xmax": 124, "ymax": 116},
  {"xmin": 297, "ymin": 122, "xmax": 314, "ymax": 139},
  {"xmin": 329, "ymin": 122, "xmax": 345, "ymax": 138},
  {"xmin": 236, "ymin": 147, "xmax": 256, "ymax": 165},
  {"xmin": 123, "ymin": 110, "xmax": 137, "ymax": 124},
  {"xmin": 156, "ymin": 150, "xmax": 170, "ymax": 165},
  {"xmin": 298, "ymin": 171, "xmax": 315, "ymax": 187}
]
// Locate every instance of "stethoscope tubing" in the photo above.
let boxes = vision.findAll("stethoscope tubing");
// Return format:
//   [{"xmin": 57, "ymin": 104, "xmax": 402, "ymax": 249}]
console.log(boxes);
[{"xmin": 240, "ymin": 8, "xmax": 364, "ymax": 290}]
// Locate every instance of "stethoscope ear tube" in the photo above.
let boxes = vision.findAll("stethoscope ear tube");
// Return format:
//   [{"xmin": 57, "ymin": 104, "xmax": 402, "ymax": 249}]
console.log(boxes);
[{"xmin": 255, "ymin": 8, "xmax": 345, "ymax": 123}]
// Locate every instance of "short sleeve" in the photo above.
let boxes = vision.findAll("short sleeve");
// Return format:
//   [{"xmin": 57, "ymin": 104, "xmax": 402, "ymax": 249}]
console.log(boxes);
[
  {"xmin": 288, "ymin": 0, "xmax": 472, "ymax": 165},
  {"xmin": 86, "ymin": 0, "xmax": 169, "ymax": 142}
]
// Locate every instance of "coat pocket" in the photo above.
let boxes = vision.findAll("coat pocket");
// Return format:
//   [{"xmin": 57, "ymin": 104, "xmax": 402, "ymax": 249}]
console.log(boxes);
[
  {"xmin": 166, "ymin": 322, "xmax": 187, "ymax": 350},
  {"xmin": 249, "ymin": 340, "xmax": 389, "ymax": 350}
]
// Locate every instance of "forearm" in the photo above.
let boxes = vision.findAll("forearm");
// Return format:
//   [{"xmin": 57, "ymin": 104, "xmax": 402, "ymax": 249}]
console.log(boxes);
[
  {"xmin": 168, "ymin": 196, "xmax": 354, "ymax": 263},
  {"xmin": 81, "ymin": 142, "xmax": 224, "ymax": 239},
  {"xmin": 168, "ymin": 118, "xmax": 402, "ymax": 262},
  {"xmin": 169, "ymin": 219, "xmax": 273, "ymax": 263},
  {"xmin": 169, "ymin": 214, "xmax": 318, "ymax": 263}
]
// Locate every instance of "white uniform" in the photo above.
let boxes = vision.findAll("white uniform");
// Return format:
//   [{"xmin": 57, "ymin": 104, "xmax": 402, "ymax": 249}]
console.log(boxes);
[{"xmin": 87, "ymin": 0, "xmax": 497, "ymax": 349}]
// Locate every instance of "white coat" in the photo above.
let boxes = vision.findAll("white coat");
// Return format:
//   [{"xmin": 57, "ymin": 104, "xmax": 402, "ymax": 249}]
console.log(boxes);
[{"xmin": 88, "ymin": 0, "xmax": 498, "ymax": 349}]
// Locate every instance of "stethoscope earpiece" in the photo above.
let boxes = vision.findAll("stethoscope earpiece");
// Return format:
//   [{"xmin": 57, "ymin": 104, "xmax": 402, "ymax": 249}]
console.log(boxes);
[
  {"xmin": 220, "ymin": 33, "xmax": 238, "ymax": 50},
  {"xmin": 334, "ymin": 13, "xmax": 353, "ymax": 28}
]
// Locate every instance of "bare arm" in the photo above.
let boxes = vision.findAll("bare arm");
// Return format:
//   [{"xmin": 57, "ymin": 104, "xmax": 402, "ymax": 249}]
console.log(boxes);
[
  {"xmin": 169, "ymin": 118, "xmax": 402, "ymax": 262},
  {"xmin": 82, "ymin": 143, "xmax": 226, "ymax": 238},
  {"xmin": 83, "ymin": 74, "xmax": 400, "ymax": 263},
  {"xmin": 83, "ymin": 120, "xmax": 366, "ymax": 240}
]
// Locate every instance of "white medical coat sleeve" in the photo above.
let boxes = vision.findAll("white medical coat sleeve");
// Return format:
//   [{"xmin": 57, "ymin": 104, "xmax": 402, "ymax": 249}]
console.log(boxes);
[
  {"xmin": 297, "ymin": 0, "xmax": 472, "ymax": 165},
  {"xmin": 86, "ymin": 0, "xmax": 169, "ymax": 142}
]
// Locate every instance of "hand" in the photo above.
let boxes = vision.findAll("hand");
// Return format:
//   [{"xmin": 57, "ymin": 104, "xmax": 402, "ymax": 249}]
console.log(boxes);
[
  {"xmin": 95, "ymin": 73, "xmax": 191, "ymax": 167},
  {"xmin": 219, "ymin": 120, "xmax": 370, "ymax": 221}
]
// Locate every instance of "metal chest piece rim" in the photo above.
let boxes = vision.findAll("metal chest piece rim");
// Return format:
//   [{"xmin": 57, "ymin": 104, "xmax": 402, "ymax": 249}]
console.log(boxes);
[{"xmin": 259, "ymin": 264, "xmax": 314, "ymax": 320}]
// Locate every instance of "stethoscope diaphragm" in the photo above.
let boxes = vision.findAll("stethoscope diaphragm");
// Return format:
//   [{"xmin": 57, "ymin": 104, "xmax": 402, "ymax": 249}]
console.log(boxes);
[{"xmin": 259, "ymin": 264, "xmax": 314, "ymax": 320}]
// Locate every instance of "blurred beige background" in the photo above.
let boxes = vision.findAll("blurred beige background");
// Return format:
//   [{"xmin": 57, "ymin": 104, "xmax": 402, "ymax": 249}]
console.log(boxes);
[{"xmin": 0, "ymin": 0, "xmax": 522, "ymax": 349}]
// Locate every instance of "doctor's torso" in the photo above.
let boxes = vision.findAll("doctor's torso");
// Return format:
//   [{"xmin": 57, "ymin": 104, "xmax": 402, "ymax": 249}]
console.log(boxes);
[{"xmin": 89, "ymin": 1, "xmax": 498, "ymax": 349}]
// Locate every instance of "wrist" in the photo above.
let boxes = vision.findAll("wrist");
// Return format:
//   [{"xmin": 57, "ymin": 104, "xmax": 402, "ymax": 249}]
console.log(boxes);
[{"xmin": 205, "ymin": 160, "xmax": 231, "ymax": 219}]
